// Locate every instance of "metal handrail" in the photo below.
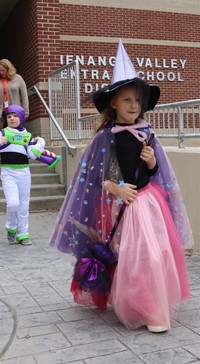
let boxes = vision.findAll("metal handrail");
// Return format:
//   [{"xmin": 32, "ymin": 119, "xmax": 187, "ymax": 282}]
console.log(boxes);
[
  {"xmin": 33, "ymin": 76, "xmax": 200, "ymax": 149},
  {"xmin": 155, "ymin": 99, "xmax": 200, "ymax": 109},
  {"xmin": 31, "ymin": 85, "xmax": 76, "ymax": 155},
  {"xmin": 48, "ymin": 60, "xmax": 81, "ymax": 119},
  {"xmin": 148, "ymin": 98, "xmax": 200, "ymax": 148}
]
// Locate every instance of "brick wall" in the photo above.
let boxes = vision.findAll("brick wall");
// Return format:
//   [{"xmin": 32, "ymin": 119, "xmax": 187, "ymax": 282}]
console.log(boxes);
[
  {"xmin": 60, "ymin": 5, "xmax": 199, "ymax": 42},
  {"xmin": 0, "ymin": 1, "xmax": 199, "ymax": 122},
  {"xmin": 0, "ymin": 0, "xmax": 38, "ymax": 85},
  {"xmin": 60, "ymin": 4, "xmax": 200, "ymax": 105},
  {"xmin": 0, "ymin": 0, "xmax": 61, "ymax": 123}
]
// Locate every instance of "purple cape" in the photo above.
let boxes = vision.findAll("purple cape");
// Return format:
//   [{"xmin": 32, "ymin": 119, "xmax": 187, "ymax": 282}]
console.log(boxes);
[{"xmin": 50, "ymin": 120, "xmax": 193, "ymax": 257}]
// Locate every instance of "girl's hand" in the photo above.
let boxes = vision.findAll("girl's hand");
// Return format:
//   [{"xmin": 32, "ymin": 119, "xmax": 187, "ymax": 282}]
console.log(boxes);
[
  {"xmin": 140, "ymin": 142, "xmax": 156, "ymax": 169},
  {"xmin": 103, "ymin": 180, "xmax": 137, "ymax": 205},
  {"xmin": 0, "ymin": 136, "xmax": 8, "ymax": 144},
  {"xmin": 118, "ymin": 183, "xmax": 137, "ymax": 205}
]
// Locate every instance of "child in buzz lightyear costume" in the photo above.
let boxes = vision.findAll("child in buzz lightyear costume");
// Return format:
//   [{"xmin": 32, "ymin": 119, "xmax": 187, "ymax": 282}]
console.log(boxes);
[{"xmin": 0, "ymin": 104, "xmax": 62, "ymax": 245}]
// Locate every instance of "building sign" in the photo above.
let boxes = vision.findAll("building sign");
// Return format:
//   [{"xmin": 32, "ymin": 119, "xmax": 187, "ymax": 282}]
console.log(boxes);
[{"xmin": 60, "ymin": 55, "xmax": 187, "ymax": 94}]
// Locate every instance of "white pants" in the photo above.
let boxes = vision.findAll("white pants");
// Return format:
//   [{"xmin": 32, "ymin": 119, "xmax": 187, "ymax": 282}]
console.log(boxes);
[{"xmin": 1, "ymin": 167, "xmax": 31, "ymax": 238}]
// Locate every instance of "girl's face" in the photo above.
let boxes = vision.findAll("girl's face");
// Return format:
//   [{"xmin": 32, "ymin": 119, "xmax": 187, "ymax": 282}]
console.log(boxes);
[
  {"xmin": 0, "ymin": 65, "xmax": 8, "ymax": 79},
  {"xmin": 6, "ymin": 112, "xmax": 20, "ymax": 128},
  {"xmin": 111, "ymin": 85, "xmax": 142, "ymax": 124}
]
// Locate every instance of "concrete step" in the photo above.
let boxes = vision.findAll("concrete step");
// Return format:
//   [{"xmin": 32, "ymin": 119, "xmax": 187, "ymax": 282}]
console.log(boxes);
[
  {"xmin": 0, "ymin": 195, "xmax": 65, "ymax": 213},
  {"xmin": 30, "ymin": 196, "xmax": 64, "ymax": 211},
  {"xmin": 0, "ymin": 184, "xmax": 66, "ymax": 198},
  {"xmin": 0, "ymin": 172, "xmax": 60, "ymax": 185},
  {"xmin": 30, "ymin": 184, "xmax": 66, "ymax": 197},
  {"xmin": 29, "ymin": 162, "xmax": 53, "ymax": 174},
  {"xmin": 31, "ymin": 173, "xmax": 60, "ymax": 184}
]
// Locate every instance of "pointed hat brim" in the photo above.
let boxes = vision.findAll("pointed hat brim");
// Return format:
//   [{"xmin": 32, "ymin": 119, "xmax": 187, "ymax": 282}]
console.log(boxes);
[
  {"xmin": 92, "ymin": 39, "xmax": 160, "ymax": 113},
  {"xmin": 92, "ymin": 78, "xmax": 160, "ymax": 113}
]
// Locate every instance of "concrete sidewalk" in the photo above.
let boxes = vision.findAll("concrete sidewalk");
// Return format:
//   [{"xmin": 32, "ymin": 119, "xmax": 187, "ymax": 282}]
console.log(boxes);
[{"xmin": 0, "ymin": 211, "xmax": 200, "ymax": 364}]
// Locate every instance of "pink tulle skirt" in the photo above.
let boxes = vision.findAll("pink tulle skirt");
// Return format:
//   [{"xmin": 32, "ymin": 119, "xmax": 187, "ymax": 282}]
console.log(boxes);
[{"xmin": 109, "ymin": 182, "xmax": 190, "ymax": 330}]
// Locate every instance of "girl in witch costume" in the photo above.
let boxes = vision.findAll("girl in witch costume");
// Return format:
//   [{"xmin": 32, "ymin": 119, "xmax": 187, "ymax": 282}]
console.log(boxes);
[
  {"xmin": 50, "ymin": 40, "xmax": 193, "ymax": 333},
  {"xmin": 0, "ymin": 104, "xmax": 62, "ymax": 245}
]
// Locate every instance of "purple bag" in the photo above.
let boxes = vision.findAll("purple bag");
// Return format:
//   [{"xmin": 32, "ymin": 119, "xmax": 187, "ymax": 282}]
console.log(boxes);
[{"xmin": 73, "ymin": 203, "xmax": 126, "ymax": 290}]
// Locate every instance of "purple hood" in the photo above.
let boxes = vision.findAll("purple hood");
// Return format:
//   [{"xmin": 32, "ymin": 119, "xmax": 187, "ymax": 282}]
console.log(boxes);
[{"xmin": 6, "ymin": 105, "xmax": 26, "ymax": 131}]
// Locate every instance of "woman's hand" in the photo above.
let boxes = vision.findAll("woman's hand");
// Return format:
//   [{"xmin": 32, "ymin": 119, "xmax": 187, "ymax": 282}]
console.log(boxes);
[{"xmin": 140, "ymin": 142, "xmax": 156, "ymax": 169}]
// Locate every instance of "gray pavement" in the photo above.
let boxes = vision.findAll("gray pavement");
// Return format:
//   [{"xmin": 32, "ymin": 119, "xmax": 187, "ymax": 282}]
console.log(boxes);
[{"xmin": 0, "ymin": 210, "xmax": 200, "ymax": 364}]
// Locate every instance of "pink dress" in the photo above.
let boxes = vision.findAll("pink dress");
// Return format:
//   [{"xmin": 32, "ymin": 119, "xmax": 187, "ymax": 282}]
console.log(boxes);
[{"xmin": 109, "ymin": 182, "xmax": 190, "ymax": 330}]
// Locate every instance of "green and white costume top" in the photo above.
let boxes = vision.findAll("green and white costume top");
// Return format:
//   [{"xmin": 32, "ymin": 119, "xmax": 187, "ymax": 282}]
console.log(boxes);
[{"xmin": 0, "ymin": 127, "xmax": 45, "ymax": 169}]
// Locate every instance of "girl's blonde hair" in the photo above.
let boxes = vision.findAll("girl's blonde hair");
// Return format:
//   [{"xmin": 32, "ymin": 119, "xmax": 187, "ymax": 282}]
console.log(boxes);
[
  {"xmin": 96, "ymin": 83, "xmax": 145, "ymax": 133},
  {"xmin": 96, "ymin": 105, "xmax": 116, "ymax": 133},
  {"xmin": 0, "ymin": 59, "xmax": 17, "ymax": 80}
]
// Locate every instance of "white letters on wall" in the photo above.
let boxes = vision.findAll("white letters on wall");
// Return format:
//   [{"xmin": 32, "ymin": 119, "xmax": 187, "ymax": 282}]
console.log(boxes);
[{"xmin": 60, "ymin": 55, "xmax": 186, "ymax": 94}]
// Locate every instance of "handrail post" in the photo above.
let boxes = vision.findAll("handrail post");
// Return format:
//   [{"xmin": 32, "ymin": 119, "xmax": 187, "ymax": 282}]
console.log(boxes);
[
  {"xmin": 177, "ymin": 106, "xmax": 184, "ymax": 148},
  {"xmin": 74, "ymin": 60, "xmax": 81, "ymax": 139},
  {"xmin": 31, "ymin": 85, "xmax": 76, "ymax": 156}
]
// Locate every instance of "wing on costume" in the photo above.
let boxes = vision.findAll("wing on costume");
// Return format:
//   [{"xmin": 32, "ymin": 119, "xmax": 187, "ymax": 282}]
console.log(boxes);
[
  {"xmin": 0, "ymin": 128, "xmax": 62, "ymax": 170},
  {"xmin": 33, "ymin": 149, "xmax": 62, "ymax": 170},
  {"xmin": 28, "ymin": 138, "xmax": 62, "ymax": 170}
]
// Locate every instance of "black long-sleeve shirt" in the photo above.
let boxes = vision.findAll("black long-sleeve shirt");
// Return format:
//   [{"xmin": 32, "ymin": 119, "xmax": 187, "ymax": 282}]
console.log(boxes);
[{"xmin": 115, "ymin": 130, "xmax": 158, "ymax": 190}]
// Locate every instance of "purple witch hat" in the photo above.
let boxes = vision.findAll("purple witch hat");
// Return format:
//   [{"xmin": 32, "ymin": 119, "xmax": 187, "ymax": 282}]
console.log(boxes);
[
  {"xmin": 111, "ymin": 38, "xmax": 139, "ymax": 83},
  {"xmin": 92, "ymin": 39, "xmax": 160, "ymax": 113}
]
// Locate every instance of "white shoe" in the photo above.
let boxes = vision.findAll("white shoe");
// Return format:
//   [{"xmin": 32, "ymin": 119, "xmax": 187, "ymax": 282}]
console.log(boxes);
[
  {"xmin": 147, "ymin": 325, "xmax": 168, "ymax": 333},
  {"xmin": 20, "ymin": 239, "xmax": 32, "ymax": 246}
]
